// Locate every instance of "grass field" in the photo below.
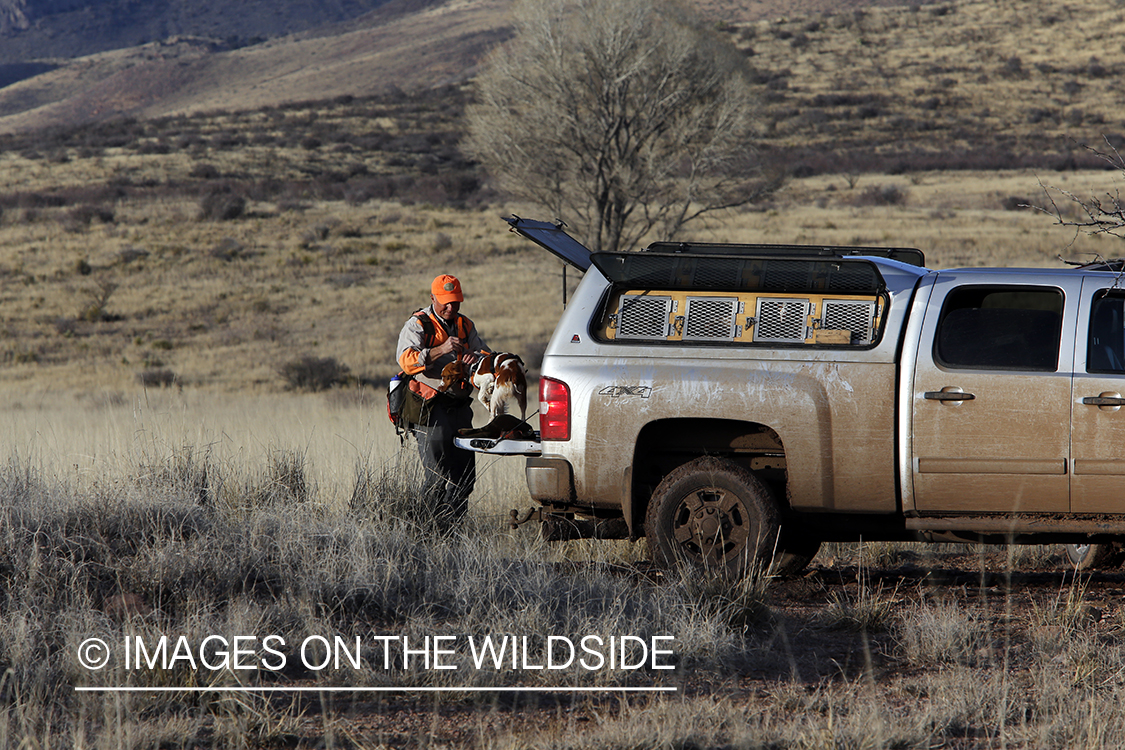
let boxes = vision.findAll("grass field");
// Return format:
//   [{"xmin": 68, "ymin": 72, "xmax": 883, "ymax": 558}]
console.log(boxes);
[
  {"xmin": 0, "ymin": 165, "xmax": 1117, "ymax": 399},
  {"xmin": 5, "ymin": 425, "xmax": 1125, "ymax": 748}
]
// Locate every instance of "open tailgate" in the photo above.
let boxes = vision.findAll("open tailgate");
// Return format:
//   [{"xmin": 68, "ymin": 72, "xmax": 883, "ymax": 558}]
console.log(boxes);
[{"xmin": 454, "ymin": 434, "xmax": 541, "ymax": 456}]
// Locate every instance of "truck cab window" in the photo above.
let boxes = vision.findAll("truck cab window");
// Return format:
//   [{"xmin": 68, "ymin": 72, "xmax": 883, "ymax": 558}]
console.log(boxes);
[
  {"xmin": 934, "ymin": 286, "xmax": 1063, "ymax": 371},
  {"xmin": 1088, "ymin": 293, "xmax": 1125, "ymax": 374}
]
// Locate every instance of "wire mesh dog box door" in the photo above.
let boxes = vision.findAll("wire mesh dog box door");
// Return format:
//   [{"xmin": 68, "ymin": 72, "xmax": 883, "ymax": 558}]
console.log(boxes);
[
  {"xmin": 616, "ymin": 295, "xmax": 673, "ymax": 340},
  {"xmin": 753, "ymin": 298, "xmax": 811, "ymax": 343},
  {"xmin": 822, "ymin": 299, "xmax": 877, "ymax": 345},
  {"xmin": 683, "ymin": 297, "xmax": 740, "ymax": 341}
]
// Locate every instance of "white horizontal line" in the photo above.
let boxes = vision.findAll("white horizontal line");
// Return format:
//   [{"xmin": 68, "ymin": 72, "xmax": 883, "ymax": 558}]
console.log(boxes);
[{"xmin": 75, "ymin": 686, "xmax": 677, "ymax": 693}]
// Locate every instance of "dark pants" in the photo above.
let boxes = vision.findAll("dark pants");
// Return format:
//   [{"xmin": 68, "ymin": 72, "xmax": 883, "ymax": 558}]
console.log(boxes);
[{"xmin": 413, "ymin": 401, "xmax": 475, "ymax": 523}]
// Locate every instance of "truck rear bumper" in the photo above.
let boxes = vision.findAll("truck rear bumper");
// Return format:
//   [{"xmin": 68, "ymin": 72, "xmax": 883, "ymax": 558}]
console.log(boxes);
[{"xmin": 525, "ymin": 456, "xmax": 576, "ymax": 504}]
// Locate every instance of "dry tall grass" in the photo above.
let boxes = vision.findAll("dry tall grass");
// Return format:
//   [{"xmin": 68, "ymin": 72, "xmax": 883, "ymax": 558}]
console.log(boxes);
[
  {"xmin": 0, "ymin": 395, "xmax": 1121, "ymax": 748},
  {"xmin": 0, "ymin": 413, "xmax": 747, "ymax": 747},
  {"xmin": 0, "ymin": 390, "xmax": 533, "ymax": 513}
]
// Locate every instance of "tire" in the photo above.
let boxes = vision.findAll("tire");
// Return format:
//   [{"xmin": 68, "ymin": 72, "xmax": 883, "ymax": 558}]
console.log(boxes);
[
  {"xmin": 644, "ymin": 456, "xmax": 781, "ymax": 578},
  {"xmin": 1065, "ymin": 543, "xmax": 1125, "ymax": 570}
]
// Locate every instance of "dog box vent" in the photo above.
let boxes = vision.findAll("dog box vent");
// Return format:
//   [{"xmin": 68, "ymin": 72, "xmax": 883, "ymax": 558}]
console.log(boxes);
[
  {"xmin": 753, "ymin": 298, "xmax": 811, "ymax": 343},
  {"xmin": 617, "ymin": 295, "xmax": 672, "ymax": 339},
  {"xmin": 822, "ymin": 299, "xmax": 877, "ymax": 345}
]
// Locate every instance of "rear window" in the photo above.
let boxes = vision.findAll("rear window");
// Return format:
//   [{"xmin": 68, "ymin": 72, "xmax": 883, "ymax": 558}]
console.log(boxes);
[
  {"xmin": 1087, "ymin": 291, "xmax": 1125, "ymax": 374},
  {"xmin": 934, "ymin": 286, "xmax": 1063, "ymax": 371}
]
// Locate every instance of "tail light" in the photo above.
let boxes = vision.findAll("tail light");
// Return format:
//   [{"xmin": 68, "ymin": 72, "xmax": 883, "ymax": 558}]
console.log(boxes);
[{"xmin": 539, "ymin": 377, "xmax": 571, "ymax": 441}]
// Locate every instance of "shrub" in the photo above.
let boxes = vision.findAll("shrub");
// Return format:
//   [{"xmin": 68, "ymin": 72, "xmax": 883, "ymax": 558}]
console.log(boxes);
[
  {"xmin": 1000, "ymin": 55, "xmax": 1025, "ymax": 78},
  {"xmin": 198, "ymin": 187, "xmax": 246, "ymax": 221},
  {"xmin": 820, "ymin": 575, "xmax": 897, "ymax": 632},
  {"xmin": 247, "ymin": 449, "xmax": 310, "ymax": 505},
  {"xmin": 117, "ymin": 247, "xmax": 149, "ymax": 264},
  {"xmin": 62, "ymin": 204, "xmax": 115, "ymax": 232},
  {"xmin": 135, "ymin": 140, "xmax": 170, "ymax": 155},
  {"xmin": 431, "ymin": 232, "xmax": 453, "ymax": 252},
  {"xmin": 896, "ymin": 599, "xmax": 987, "ymax": 666},
  {"xmin": 80, "ymin": 279, "xmax": 118, "ymax": 322},
  {"xmin": 853, "ymin": 184, "xmax": 909, "ymax": 207},
  {"xmin": 54, "ymin": 317, "xmax": 78, "ymax": 336},
  {"xmin": 279, "ymin": 355, "xmax": 351, "ymax": 391},
  {"xmin": 209, "ymin": 237, "xmax": 244, "ymax": 261},
  {"xmin": 189, "ymin": 163, "xmax": 221, "ymax": 179},
  {"xmin": 137, "ymin": 368, "xmax": 177, "ymax": 388},
  {"xmin": 349, "ymin": 455, "xmax": 436, "ymax": 527}
]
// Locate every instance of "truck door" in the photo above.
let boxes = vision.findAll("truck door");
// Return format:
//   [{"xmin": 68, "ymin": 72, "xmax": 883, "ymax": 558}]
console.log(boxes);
[
  {"xmin": 1071, "ymin": 281, "xmax": 1125, "ymax": 513},
  {"xmin": 911, "ymin": 275, "xmax": 1078, "ymax": 513}
]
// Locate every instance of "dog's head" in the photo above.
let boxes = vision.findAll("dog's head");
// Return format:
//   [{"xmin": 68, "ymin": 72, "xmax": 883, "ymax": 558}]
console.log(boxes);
[{"xmin": 440, "ymin": 360, "xmax": 469, "ymax": 391}]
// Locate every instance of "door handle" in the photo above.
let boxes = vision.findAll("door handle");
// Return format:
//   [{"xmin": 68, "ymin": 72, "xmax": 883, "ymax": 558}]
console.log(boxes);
[
  {"xmin": 1083, "ymin": 395, "xmax": 1125, "ymax": 407},
  {"xmin": 923, "ymin": 390, "xmax": 975, "ymax": 402}
]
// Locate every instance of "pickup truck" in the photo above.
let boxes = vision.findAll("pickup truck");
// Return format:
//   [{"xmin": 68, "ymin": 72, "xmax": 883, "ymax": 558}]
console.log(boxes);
[{"xmin": 459, "ymin": 218, "xmax": 1125, "ymax": 576}]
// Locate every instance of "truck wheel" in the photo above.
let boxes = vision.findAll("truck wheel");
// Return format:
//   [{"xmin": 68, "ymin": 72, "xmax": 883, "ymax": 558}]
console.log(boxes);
[
  {"xmin": 644, "ymin": 456, "xmax": 781, "ymax": 578},
  {"xmin": 1065, "ymin": 543, "xmax": 1125, "ymax": 570}
]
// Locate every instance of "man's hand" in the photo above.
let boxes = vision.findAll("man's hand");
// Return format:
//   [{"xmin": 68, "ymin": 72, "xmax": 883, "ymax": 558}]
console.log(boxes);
[{"xmin": 431, "ymin": 336, "xmax": 463, "ymax": 360}]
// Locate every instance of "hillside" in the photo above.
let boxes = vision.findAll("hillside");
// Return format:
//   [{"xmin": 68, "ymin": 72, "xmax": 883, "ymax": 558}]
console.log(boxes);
[
  {"xmin": 0, "ymin": 0, "xmax": 400, "ymax": 64},
  {"xmin": 739, "ymin": 0, "xmax": 1125, "ymax": 173},
  {"xmin": 0, "ymin": 0, "xmax": 1121, "ymax": 167},
  {"xmin": 0, "ymin": 0, "xmax": 911, "ymax": 134},
  {"xmin": 0, "ymin": 0, "xmax": 510, "ymax": 133},
  {"xmin": 0, "ymin": 0, "xmax": 889, "ymax": 70}
]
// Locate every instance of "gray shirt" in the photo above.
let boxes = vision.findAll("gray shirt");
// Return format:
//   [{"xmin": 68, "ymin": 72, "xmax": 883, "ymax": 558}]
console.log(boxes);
[{"xmin": 396, "ymin": 306, "xmax": 488, "ymax": 389}]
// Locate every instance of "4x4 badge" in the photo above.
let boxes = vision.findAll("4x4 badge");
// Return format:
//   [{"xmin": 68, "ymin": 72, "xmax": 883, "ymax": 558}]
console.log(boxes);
[{"xmin": 599, "ymin": 385, "xmax": 652, "ymax": 399}]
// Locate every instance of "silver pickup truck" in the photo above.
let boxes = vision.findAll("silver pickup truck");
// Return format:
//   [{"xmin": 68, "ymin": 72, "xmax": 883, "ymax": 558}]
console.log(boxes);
[{"xmin": 460, "ymin": 218, "xmax": 1125, "ymax": 576}]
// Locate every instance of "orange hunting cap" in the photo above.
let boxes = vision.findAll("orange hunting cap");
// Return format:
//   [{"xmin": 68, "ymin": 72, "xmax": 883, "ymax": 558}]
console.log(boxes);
[{"xmin": 431, "ymin": 274, "xmax": 464, "ymax": 304}]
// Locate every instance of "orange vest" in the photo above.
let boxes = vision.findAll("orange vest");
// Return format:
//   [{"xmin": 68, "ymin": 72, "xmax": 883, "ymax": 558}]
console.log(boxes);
[{"xmin": 398, "ymin": 309, "xmax": 475, "ymax": 401}]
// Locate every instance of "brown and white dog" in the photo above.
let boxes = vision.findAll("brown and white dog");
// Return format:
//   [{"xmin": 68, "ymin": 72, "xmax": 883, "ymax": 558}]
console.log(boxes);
[
  {"xmin": 471, "ymin": 352, "xmax": 527, "ymax": 420},
  {"xmin": 439, "ymin": 360, "xmax": 469, "ymax": 392}
]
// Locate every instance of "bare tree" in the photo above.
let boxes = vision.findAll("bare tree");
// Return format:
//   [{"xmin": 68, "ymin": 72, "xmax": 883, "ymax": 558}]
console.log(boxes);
[
  {"xmin": 1037, "ymin": 137, "xmax": 1125, "ymax": 244},
  {"xmin": 465, "ymin": 0, "xmax": 778, "ymax": 254}
]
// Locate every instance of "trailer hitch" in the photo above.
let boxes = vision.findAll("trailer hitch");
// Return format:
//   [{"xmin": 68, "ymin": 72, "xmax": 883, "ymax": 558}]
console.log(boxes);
[
  {"xmin": 509, "ymin": 507, "xmax": 543, "ymax": 530},
  {"xmin": 510, "ymin": 507, "xmax": 630, "ymax": 541}
]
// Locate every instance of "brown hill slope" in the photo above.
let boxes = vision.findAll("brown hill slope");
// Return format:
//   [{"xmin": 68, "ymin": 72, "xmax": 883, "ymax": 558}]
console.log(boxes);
[
  {"xmin": 0, "ymin": 0, "xmax": 1121, "ymax": 165},
  {"xmin": 0, "ymin": 0, "xmax": 400, "ymax": 64},
  {"xmin": 0, "ymin": 0, "xmax": 510, "ymax": 133},
  {"xmin": 740, "ymin": 0, "xmax": 1125, "ymax": 171},
  {"xmin": 0, "ymin": 0, "xmax": 906, "ymax": 134}
]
